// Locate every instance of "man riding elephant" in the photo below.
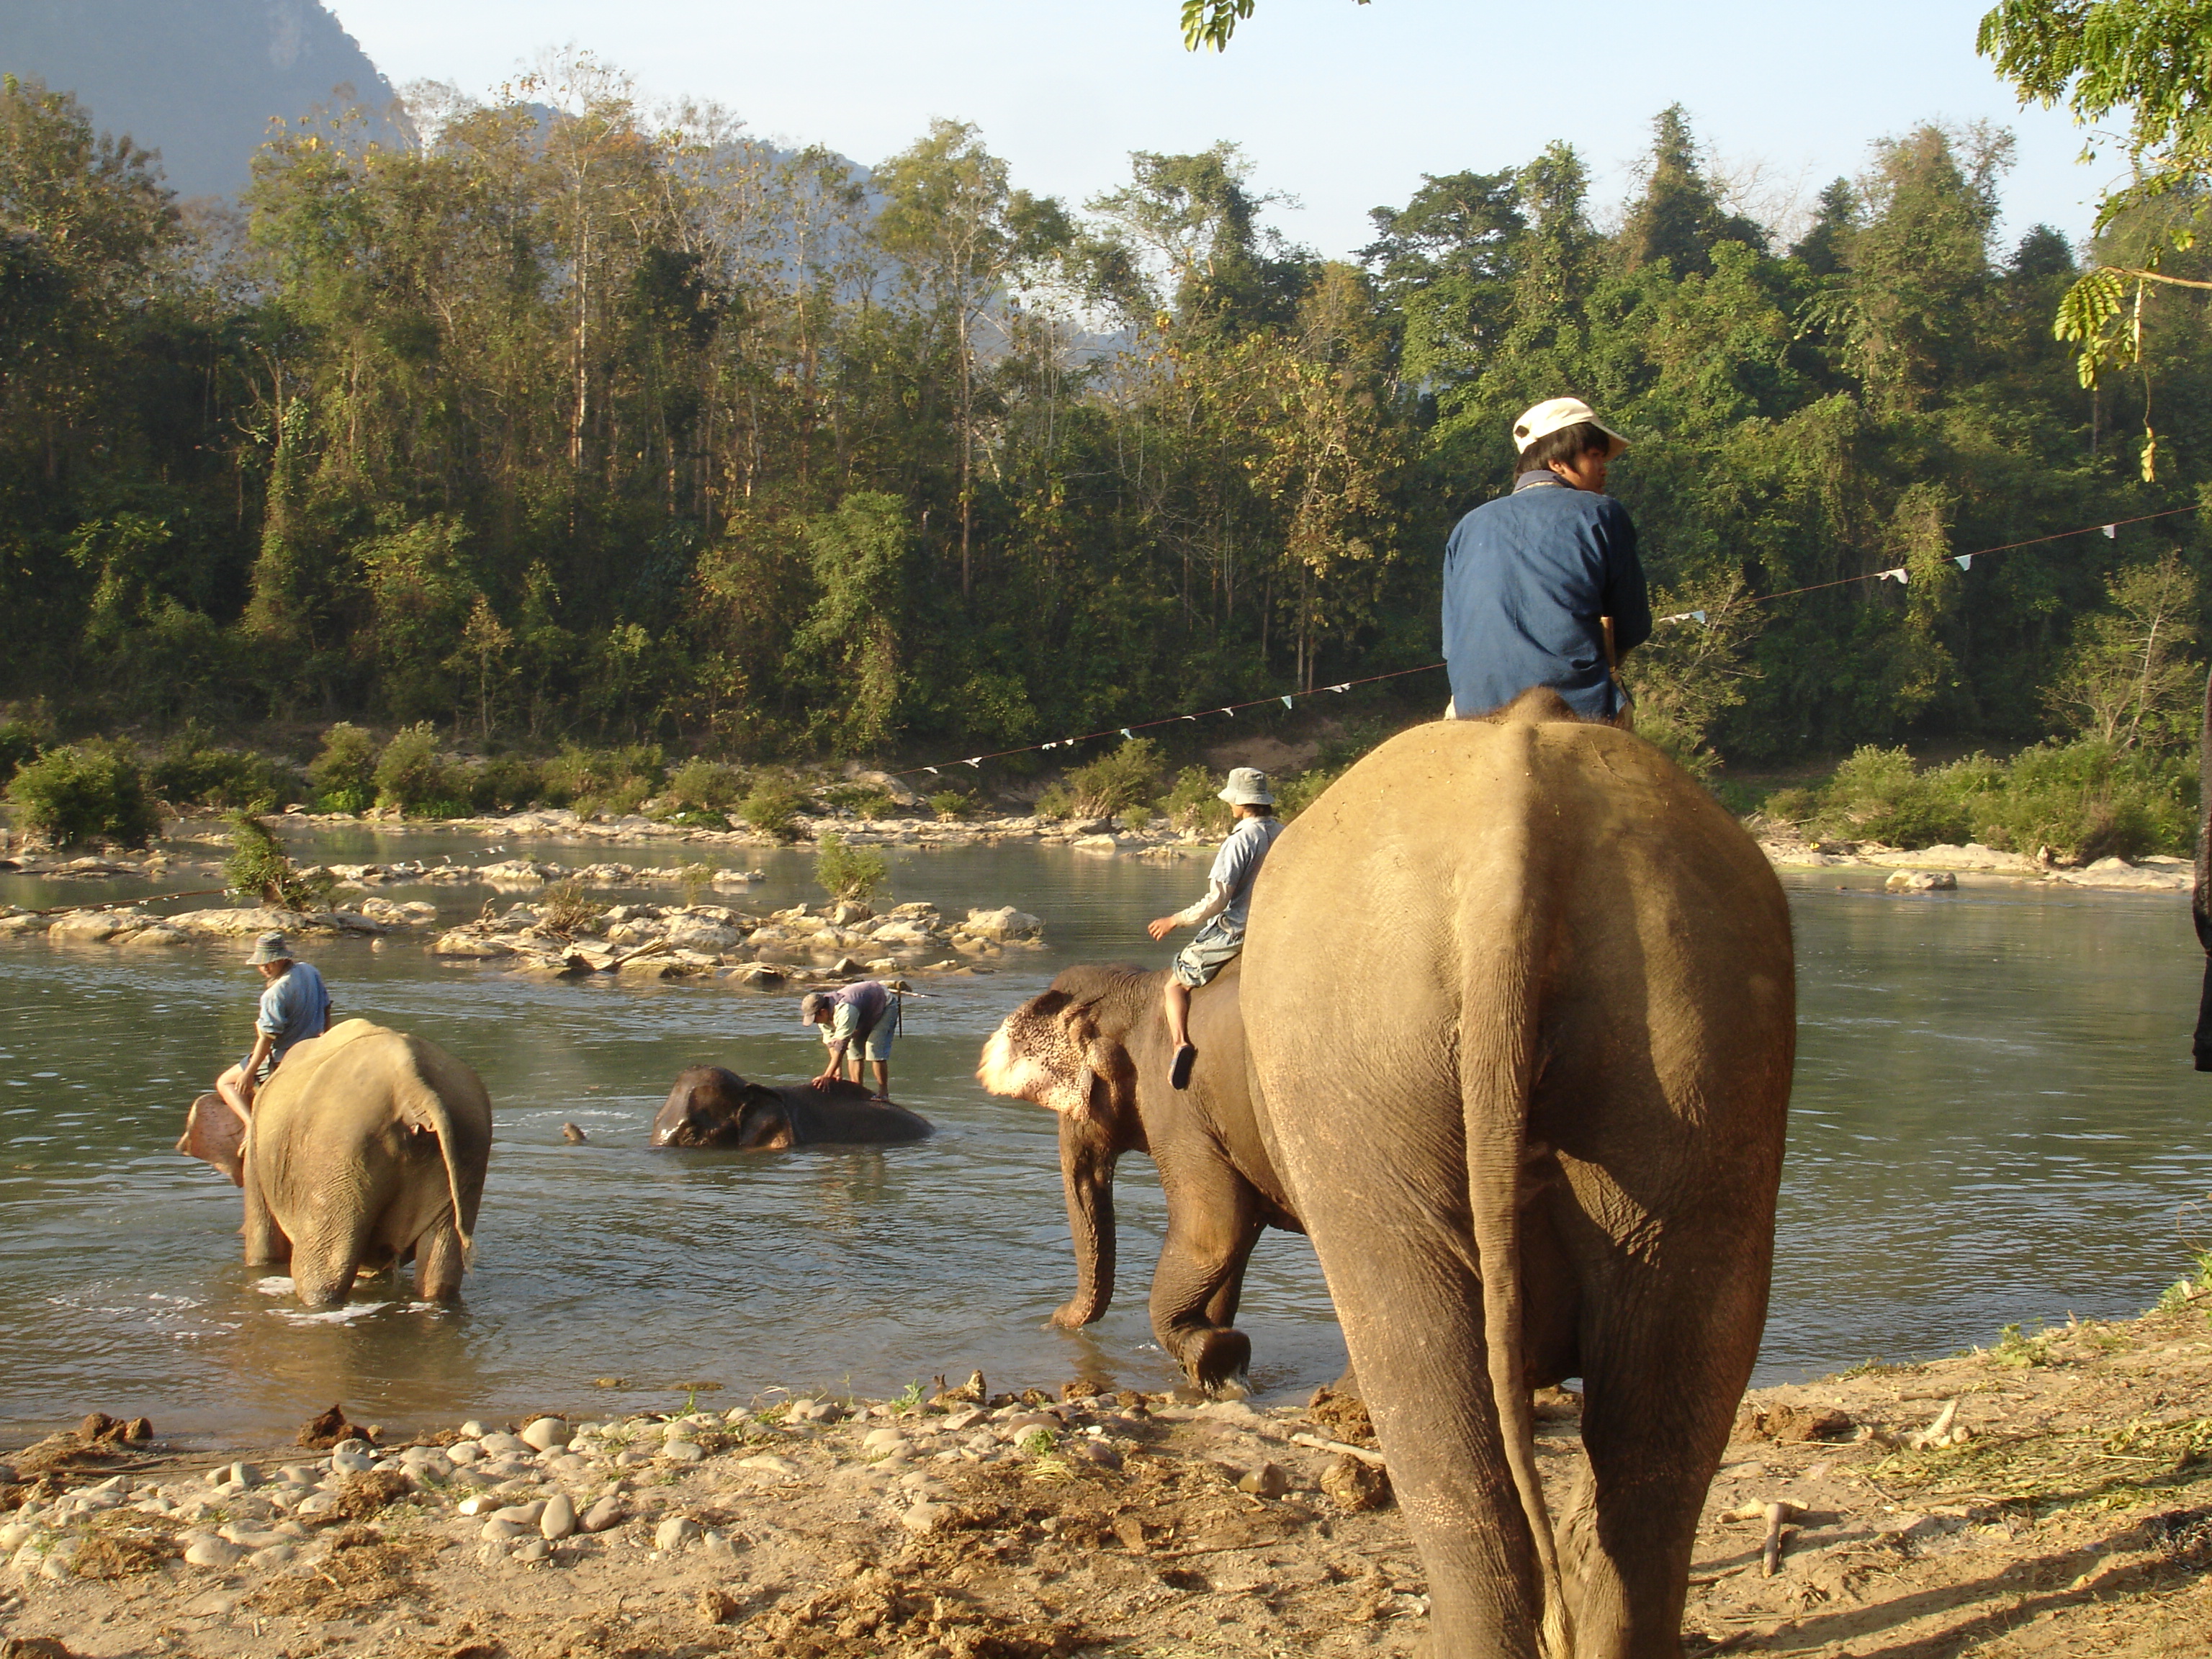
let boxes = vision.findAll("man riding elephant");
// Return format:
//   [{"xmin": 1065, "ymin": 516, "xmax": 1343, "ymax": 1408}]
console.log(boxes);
[{"xmin": 214, "ymin": 931, "xmax": 330, "ymax": 1128}]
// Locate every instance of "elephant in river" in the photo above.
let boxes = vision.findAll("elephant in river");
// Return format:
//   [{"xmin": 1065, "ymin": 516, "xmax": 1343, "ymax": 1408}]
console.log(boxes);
[
  {"xmin": 193, "ymin": 1019, "xmax": 493, "ymax": 1308},
  {"xmin": 977, "ymin": 958, "xmax": 1294, "ymax": 1395},
  {"xmin": 1237, "ymin": 689, "xmax": 1795, "ymax": 1659},
  {"xmin": 651, "ymin": 1065, "xmax": 934, "ymax": 1148}
]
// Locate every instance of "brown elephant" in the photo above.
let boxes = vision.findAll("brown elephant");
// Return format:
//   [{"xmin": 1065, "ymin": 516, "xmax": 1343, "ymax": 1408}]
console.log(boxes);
[
  {"xmin": 977, "ymin": 959, "xmax": 1296, "ymax": 1395},
  {"xmin": 651, "ymin": 1065, "xmax": 934, "ymax": 1148},
  {"xmin": 206, "ymin": 1020, "xmax": 493, "ymax": 1308},
  {"xmin": 1238, "ymin": 690, "xmax": 1794, "ymax": 1659}
]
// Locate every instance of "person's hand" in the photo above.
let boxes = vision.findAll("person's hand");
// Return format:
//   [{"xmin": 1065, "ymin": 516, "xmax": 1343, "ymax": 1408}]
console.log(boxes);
[
  {"xmin": 1146, "ymin": 916, "xmax": 1177, "ymax": 942},
  {"xmin": 809, "ymin": 1071, "xmax": 838, "ymax": 1090},
  {"xmin": 237, "ymin": 1077, "xmax": 256, "ymax": 1108}
]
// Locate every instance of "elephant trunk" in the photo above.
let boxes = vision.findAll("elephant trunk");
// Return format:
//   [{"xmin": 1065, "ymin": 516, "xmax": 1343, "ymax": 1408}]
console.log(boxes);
[{"xmin": 1056, "ymin": 1110, "xmax": 1118, "ymax": 1326}]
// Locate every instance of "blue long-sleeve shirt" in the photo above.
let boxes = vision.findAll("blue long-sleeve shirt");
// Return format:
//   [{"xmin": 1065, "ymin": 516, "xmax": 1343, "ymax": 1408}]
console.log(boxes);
[{"xmin": 1442, "ymin": 473, "xmax": 1652, "ymax": 721}]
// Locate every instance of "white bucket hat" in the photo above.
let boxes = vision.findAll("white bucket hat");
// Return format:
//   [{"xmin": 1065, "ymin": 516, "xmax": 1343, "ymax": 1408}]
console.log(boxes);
[
  {"xmin": 1218, "ymin": 767, "xmax": 1274, "ymax": 807},
  {"xmin": 246, "ymin": 932, "xmax": 293, "ymax": 966},
  {"xmin": 1511, "ymin": 397, "xmax": 1629, "ymax": 459}
]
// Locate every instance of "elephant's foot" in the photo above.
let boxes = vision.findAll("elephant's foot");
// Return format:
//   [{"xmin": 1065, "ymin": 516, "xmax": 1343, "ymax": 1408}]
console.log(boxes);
[{"xmin": 1181, "ymin": 1326, "xmax": 1252, "ymax": 1398}]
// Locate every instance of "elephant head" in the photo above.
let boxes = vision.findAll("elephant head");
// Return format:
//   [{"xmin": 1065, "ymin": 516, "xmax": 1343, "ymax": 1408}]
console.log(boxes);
[
  {"xmin": 176, "ymin": 1091, "xmax": 246, "ymax": 1187},
  {"xmin": 652, "ymin": 1065, "xmax": 800, "ymax": 1149}
]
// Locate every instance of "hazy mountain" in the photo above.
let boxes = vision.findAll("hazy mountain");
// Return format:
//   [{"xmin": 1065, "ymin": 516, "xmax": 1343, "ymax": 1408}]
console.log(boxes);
[{"xmin": 0, "ymin": 0, "xmax": 405, "ymax": 199}]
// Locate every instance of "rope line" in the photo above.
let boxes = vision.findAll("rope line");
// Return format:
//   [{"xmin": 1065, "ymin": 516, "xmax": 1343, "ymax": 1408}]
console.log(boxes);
[{"xmin": 886, "ymin": 503, "xmax": 2201, "ymax": 782}]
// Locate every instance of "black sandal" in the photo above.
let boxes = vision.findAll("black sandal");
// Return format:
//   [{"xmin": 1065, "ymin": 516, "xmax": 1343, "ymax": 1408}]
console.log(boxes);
[{"xmin": 1169, "ymin": 1044, "xmax": 1197, "ymax": 1090}]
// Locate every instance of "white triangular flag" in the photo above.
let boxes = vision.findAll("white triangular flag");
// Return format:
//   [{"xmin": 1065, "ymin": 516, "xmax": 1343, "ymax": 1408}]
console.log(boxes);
[
  {"xmin": 1219, "ymin": 707, "xmax": 1235, "ymax": 719},
  {"xmin": 1331, "ymin": 683, "xmax": 1350, "ymax": 693},
  {"xmin": 1691, "ymin": 610, "xmax": 1707, "ymax": 625},
  {"xmin": 964, "ymin": 757, "xmax": 981, "ymax": 768},
  {"xmin": 925, "ymin": 766, "xmax": 940, "ymax": 775},
  {"xmin": 1881, "ymin": 567, "xmax": 1909, "ymax": 585},
  {"xmin": 2103, "ymin": 524, "xmax": 2117, "ymax": 539},
  {"xmin": 1281, "ymin": 696, "xmax": 1293, "ymax": 709},
  {"xmin": 1955, "ymin": 554, "xmax": 1972, "ymax": 571},
  {"xmin": 1120, "ymin": 728, "xmax": 1134, "ymax": 740}
]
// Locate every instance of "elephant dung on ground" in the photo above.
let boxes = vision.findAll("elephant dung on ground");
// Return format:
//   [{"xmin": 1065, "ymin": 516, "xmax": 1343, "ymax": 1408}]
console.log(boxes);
[
  {"xmin": 222, "ymin": 1019, "xmax": 493, "ymax": 1308},
  {"xmin": 651, "ymin": 1065, "xmax": 934, "ymax": 1148},
  {"xmin": 1238, "ymin": 689, "xmax": 1795, "ymax": 1659},
  {"xmin": 976, "ymin": 958, "xmax": 1298, "ymax": 1395}
]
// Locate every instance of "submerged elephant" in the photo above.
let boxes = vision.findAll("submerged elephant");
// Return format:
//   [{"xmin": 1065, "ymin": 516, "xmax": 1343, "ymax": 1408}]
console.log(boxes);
[
  {"xmin": 1238, "ymin": 689, "xmax": 1795, "ymax": 1659},
  {"xmin": 180, "ymin": 1019, "xmax": 493, "ymax": 1308},
  {"xmin": 651, "ymin": 1065, "xmax": 934, "ymax": 1149},
  {"xmin": 977, "ymin": 958, "xmax": 1292, "ymax": 1395}
]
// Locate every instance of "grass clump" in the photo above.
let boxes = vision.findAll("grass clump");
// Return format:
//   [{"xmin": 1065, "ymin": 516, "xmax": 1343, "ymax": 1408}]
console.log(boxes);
[
  {"xmin": 539, "ymin": 877, "xmax": 606, "ymax": 939},
  {"xmin": 819, "ymin": 782, "xmax": 895, "ymax": 819},
  {"xmin": 816, "ymin": 832, "xmax": 888, "ymax": 904},
  {"xmin": 7, "ymin": 739, "xmax": 161, "ymax": 848},
  {"xmin": 307, "ymin": 722, "xmax": 379, "ymax": 811},
  {"xmin": 927, "ymin": 788, "xmax": 970, "ymax": 821},
  {"xmin": 669, "ymin": 757, "xmax": 746, "ymax": 813},
  {"xmin": 222, "ymin": 810, "xmax": 336, "ymax": 912}
]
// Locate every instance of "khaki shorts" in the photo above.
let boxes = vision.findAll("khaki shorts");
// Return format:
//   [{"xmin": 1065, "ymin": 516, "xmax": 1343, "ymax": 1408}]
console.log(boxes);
[{"xmin": 1172, "ymin": 917, "xmax": 1244, "ymax": 989}]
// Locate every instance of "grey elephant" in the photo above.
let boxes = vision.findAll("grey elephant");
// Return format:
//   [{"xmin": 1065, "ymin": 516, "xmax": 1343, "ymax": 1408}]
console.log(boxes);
[
  {"xmin": 183, "ymin": 1019, "xmax": 493, "ymax": 1308},
  {"xmin": 1238, "ymin": 690, "xmax": 1795, "ymax": 1659},
  {"xmin": 978, "ymin": 958, "xmax": 1292, "ymax": 1395},
  {"xmin": 651, "ymin": 1065, "xmax": 933, "ymax": 1148}
]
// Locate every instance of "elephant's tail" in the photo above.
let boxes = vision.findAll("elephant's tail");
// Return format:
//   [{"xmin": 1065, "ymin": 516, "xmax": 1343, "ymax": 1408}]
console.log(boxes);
[
  {"xmin": 1460, "ymin": 790, "xmax": 1573, "ymax": 1659},
  {"xmin": 397, "ymin": 1065, "xmax": 478, "ymax": 1269}
]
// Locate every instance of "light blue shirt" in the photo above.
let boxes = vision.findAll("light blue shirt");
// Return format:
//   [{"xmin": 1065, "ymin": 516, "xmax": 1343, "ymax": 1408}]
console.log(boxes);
[
  {"xmin": 256, "ymin": 962, "xmax": 331, "ymax": 1064},
  {"xmin": 1208, "ymin": 815, "xmax": 1284, "ymax": 932}
]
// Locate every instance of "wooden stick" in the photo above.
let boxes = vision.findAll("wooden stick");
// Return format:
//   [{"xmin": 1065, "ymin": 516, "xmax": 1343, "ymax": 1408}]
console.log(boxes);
[{"xmin": 1290, "ymin": 1431, "xmax": 1386, "ymax": 1468}]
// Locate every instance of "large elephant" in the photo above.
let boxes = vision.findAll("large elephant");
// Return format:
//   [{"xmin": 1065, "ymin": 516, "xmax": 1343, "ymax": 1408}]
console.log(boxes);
[
  {"xmin": 651, "ymin": 1065, "xmax": 934, "ymax": 1148},
  {"xmin": 1238, "ymin": 690, "xmax": 1794, "ymax": 1659},
  {"xmin": 220, "ymin": 1020, "xmax": 493, "ymax": 1308},
  {"xmin": 976, "ymin": 959, "xmax": 1296, "ymax": 1394}
]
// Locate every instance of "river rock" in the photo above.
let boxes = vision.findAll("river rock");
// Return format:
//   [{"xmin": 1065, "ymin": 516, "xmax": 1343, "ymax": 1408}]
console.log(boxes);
[
  {"xmin": 655, "ymin": 1516, "xmax": 702, "ymax": 1551},
  {"xmin": 901, "ymin": 1501, "xmax": 950, "ymax": 1535},
  {"xmin": 481, "ymin": 1518, "xmax": 529, "ymax": 1542},
  {"xmin": 1885, "ymin": 869, "xmax": 1957, "ymax": 892},
  {"xmin": 737, "ymin": 1455, "xmax": 798, "ymax": 1475},
  {"xmin": 964, "ymin": 905, "xmax": 1043, "ymax": 940},
  {"xmin": 446, "ymin": 1440, "xmax": 482, "ymax": 1464},
  {"xmin": 511, "ymin": 1537, "xmax": 550, "ymax": 1563},
  {"xmin": 862, "ymin": 1428, "xmax": 907, "ymax": 1452},
  {"xmin": 580, "ymin": 1496, "xmax": 625, "ymax": 1533},
  {"xmin": 431, "ymin": 929, "xmax": 513, "ymax": 958},
  {"xmin": 493, "ymin": 1501, "xmax": 547, "ymax": 1526},
  {"xmin": 660, "ymin": 1439, "xmax": 706, "ymax": 1465},
  {"xmin": 48, "ymin": 910, "xmax": 144, "ymax": 942},
  {"xmin": 185, "ymin": 1536, "xmax": 246, "ymax": 1569},
  {"xmin": 477, "ymin": 1430, "xmax": 529, "ymax": 1456},
  {"xmin": 122, "ymin": 924, "xmax": 189, "ymax": 946},
  {"xmin": 539, "ymin": 1493, "xmax": 576, "ymax": 1540},
  {"xmin": 519, "ymin": 1416, "xmax": 569, "ymax": 1452}
]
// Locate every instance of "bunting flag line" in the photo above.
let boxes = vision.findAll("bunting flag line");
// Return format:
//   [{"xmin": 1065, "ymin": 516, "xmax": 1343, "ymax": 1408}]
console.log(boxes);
[{"xmin": 882, "ymin": 504, "xmax": 2198, "ymax": 783}]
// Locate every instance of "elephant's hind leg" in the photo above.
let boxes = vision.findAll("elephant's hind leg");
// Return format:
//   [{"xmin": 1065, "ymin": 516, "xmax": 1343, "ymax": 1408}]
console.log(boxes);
[
  {"xmin": 1148, "ymin": 1159, "xmax": 1267, "ymax": 1397},
  {"xmin": 240, "ymin": 1159, "xmax": 292, "ymax": 1267}
]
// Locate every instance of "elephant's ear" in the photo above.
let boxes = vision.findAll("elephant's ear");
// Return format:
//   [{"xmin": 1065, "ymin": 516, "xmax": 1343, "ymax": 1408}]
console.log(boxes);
[
  {"xmin": 737, "ymin": 1085, "xmax": 791, "ymax": 1146},
  {"xmin": 977, "ymin": 990, "xmax": 1100, "ymax": 1119}
]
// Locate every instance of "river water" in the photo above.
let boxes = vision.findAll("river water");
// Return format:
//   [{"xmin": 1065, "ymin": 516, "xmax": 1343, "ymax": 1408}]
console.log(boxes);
[{"xmin": 1, "ymin": 832, "xmax": 2207, "ymax": 1446}]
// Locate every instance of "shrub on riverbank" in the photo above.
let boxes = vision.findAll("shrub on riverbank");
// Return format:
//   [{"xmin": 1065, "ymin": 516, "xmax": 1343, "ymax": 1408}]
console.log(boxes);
[
  {"xmin": 0, "ymin": 721, "xmax": 44, "ymax": 786},
  {"xmin": 1763, "ymin": 739, "xmax": 2197, "ymax": 860},
  {"xmin": 6, "ymin": 741, "xmax": 161, "ymax": 848},
  {"xmin": 222, "ymin": 810, "xmax": 336, "ymax": 910},
  {"xmin": 148, "ymin": 724, "xmax": 304, "ymax": 810},
  {"xmin": 373, "ymin": 723, "xmax": 463, "ymax": 816},
  {"xmin": 739, "ymin": 773, "xmax": 808, "ymax": 840},
  {"xmin": 307, "ymin": 723, "xmax": 378, "ymax": 811}
]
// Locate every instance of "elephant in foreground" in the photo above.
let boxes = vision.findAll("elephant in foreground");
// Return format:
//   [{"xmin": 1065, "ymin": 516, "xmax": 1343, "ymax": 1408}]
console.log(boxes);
[
  {"xmin": 977, "ymin": 958, "xmax": 1294, "ymax": 1395},
  {"xmin": 184, "ymin": 1020, "xmax": 493, "ymax": 1308},
  {"xmin": 1238, "ymin": 690, "xmax": 1794, "ymax": 1659},
  {"xmin": 651, "ymin": 1065, "xmax": 933, "ymax": 1148}
]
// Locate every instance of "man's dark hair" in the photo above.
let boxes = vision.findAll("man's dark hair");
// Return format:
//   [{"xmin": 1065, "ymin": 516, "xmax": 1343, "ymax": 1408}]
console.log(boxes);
[
  {"xmin": 1243, "ymin": 803, "xmax": 1275, "ymax": 817},
  {"xmin": 1516, "ymin": 421, "xmax": 1610, "ymax": 475}
]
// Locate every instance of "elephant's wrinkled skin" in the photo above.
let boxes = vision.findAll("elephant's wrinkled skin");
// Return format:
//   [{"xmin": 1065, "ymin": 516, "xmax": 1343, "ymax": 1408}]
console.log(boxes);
[
  {"xmin": 1239, "ymin": 690, "xmax": 1794, "ymax": 1659},
  {"xmin": 977, "ymin": 960, "xmax": 1298, "ymax": 1394},
  {"xmin": 222, "ymin": 1020, "xmax": 493, "ymax": 1308},
  {"xmin": 651, "ymin": 1065, "xmax": 933, "ymax": 1149}
]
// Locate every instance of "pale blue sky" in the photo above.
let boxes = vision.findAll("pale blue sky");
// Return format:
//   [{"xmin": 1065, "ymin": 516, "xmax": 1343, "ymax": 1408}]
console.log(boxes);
[{"xmin": 330, "ymin": 0, "xmax": 2110, "ymax": 259}]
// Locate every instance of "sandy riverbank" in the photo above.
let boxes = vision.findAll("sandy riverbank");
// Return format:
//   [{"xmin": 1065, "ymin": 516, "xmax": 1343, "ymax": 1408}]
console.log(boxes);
[{"xmin": 1, "ymin": 1287, "xmax": 2206, "ymax": 1659}]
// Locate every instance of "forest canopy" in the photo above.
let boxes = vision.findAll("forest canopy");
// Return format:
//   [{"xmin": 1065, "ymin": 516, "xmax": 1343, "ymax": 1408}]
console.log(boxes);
[{"xmin": 1, "ymin": 59, "xmax": 2207, "ymax": 773}]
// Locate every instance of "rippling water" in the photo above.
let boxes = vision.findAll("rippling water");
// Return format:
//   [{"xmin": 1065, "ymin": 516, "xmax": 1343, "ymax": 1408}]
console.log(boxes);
[{"xmin": 1, "ymin": 832, "xmax": 2206, "ymax": 1446}]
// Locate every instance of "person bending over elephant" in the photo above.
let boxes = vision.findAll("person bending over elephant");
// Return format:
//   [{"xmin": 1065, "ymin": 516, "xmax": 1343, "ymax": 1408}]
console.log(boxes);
[
  {"xmin": 800, "ymin": 982, "xmax": 899, "ymax": 1102},
  {"xmin": 184, "ymin": 1019, "xmax": 493, "ymax": 1308},
  {"xmin": 978, "ymin": 958, "xmax": 1292, "ymax": 1396},
  {"xmin": 213, "ymin": 930, "xmax": 330, "ymax": 1128}
]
